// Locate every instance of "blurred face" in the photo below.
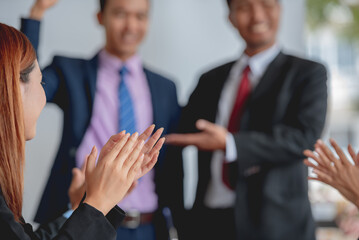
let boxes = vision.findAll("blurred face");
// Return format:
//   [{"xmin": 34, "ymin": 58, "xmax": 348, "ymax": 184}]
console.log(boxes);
[
  {"xmin": 98, "ymin": 0, "xmax": 149, "ymax": 60},
  {"xmin": 229, "ymin": 0, "xmax": 280, "ymax": 56},
  {"xmin": 20, "ymin": 60, "xmax": 46, "ymax": 140}
]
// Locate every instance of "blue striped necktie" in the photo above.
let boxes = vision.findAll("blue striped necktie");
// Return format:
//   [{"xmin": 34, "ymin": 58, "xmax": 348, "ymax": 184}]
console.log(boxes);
[{"xmin": 118, "ymin": 66, "xmax": 137, "ymax": 134}]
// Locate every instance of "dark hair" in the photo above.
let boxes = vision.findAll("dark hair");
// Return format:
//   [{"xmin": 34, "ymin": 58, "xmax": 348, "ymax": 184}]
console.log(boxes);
[
  {"xmin": 227, "ymin": 0, "xmax": 279, "ymax": 7},
  {"xmin": 100, "ymin": 0, "xmax": 106, "ymax": 12},
  {"xmin": 99, "ymin": 0, "xmax": 150, "ymax": 12}
]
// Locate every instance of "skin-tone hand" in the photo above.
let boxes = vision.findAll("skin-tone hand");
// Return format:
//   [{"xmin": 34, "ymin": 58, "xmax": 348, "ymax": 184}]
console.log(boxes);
[
  {"xmin": 83, "ymin": 131, "xmax": 145, "ymax": 215},
  {"xmin": 82, "ymin": 124, "xmax": 164, "ymax": 215},
  {"xmin": 303, "ymin": 139, "xmax": 359, "ymax": 208},
  {"xmin": 68, "ymin": 125, "xmax": 164, "ymax": 211},
  {"xmin": 98, "ymin": 125, "xmax": 165, "ymax": 181},
  {"xmin": 30, "ymin": 0, "xmax": 58, "ymax": 20},
  {"xmin": 165, "ymin": 119, "xmax": 227, "ymax": 151},
  {"xmin": 68, "ymin": 158, "xmax": 87, "ymax": 210}
]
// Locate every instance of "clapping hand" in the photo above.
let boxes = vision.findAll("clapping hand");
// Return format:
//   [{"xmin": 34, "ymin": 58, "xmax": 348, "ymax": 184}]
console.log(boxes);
[
  {"xmin": 304, "ymin": 139, "xmax": 359, "ymax": 208},
  {"xmin": 68, "ymin": 125, "xmax": 164, "ymax": 215}
]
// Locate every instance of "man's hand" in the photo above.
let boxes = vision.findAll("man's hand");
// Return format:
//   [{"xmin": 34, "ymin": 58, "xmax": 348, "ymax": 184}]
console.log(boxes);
[
  {"xmin": 30, "ymin": 0, "xmax": 58, "ymax": 20},
  {"xmin": 165, "ymin": 119, "xmax": 227, "ymax": 151}
]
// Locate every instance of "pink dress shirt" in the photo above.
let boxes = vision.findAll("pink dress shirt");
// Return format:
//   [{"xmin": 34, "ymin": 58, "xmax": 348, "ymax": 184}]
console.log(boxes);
[{"xmin": 76, "ymin": 49, "xmax": 157, "ymax": 213}]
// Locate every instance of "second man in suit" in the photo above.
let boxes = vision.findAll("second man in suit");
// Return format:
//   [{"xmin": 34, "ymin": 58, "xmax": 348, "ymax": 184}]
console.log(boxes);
[
  {"xmin": 166, "ymin": 0, "xmax": 328, "ymax": 239},
  {"xmin": 22, "ymin": 0, "xmax": 183, "ymax": 239}
]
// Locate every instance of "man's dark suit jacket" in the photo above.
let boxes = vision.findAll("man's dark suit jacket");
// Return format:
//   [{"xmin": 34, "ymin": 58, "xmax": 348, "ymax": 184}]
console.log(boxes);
[
  {"xmin": 0, "ymin": 189, "xmax": 125, "ymax": 239},
  {"xmin": 175, "ymin": 52, "xmax": 327, "ymax": 240},
  {"xmin": 21, "ymin": 19, "xmax": 183, "ymax": 239}
]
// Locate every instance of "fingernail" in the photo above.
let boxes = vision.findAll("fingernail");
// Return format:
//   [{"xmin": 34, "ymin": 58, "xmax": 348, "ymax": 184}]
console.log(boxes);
[
  {"xmin": 91, "ymin": 146, "xmax": 97, "ymax": 154},
  {"xmin": 133, "ymin": 132, "xmax": 138, "ymax": 138}
]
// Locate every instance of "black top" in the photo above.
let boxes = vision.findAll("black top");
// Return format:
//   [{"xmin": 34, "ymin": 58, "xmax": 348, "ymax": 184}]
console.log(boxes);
[{"xmin": 0, "ymin": 190, "xmax": 125, "ymax": 239}]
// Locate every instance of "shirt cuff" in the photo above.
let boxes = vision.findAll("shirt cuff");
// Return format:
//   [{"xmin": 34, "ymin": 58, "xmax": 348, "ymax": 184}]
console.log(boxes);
[
  {"xmin": 225, "ymin": 133, "xmax": 237, "ymax": 163},
  {"xmin": 62, "ymin": 209, "xmax": 74, "ymax": 219}
]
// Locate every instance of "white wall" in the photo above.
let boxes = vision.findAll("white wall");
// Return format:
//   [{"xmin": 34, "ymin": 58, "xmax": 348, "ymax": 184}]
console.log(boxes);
[{"xmin": 0, "ymin": 0, "xmax": 305, "ymax": 224}]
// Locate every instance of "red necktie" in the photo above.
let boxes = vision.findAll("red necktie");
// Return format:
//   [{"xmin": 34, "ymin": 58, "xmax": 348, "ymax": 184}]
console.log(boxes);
[{"xmin": 222, "ymin": 66, "xmax": 251, "ymax": 189}]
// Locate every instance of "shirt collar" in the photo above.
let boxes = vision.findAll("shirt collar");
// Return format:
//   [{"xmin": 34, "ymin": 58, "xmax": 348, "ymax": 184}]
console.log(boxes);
[
  {"xmin": 98, "ymin": 49, "xmax": 143, "ymax": 75},
  {"xmin": 239, "ymin": 44, "xmax": 281, "ymax": 77}
]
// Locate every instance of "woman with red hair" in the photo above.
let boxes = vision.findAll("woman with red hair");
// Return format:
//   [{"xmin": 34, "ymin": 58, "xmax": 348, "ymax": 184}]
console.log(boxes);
[{"xmin": 0, "ymin": 22, "xmax": 164, "ymax": 239}]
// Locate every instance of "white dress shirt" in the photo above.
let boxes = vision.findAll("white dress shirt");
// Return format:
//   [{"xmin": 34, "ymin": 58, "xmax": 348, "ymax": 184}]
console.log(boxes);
[{"xmin": 204, "ymin": 44, "xmax": 281, "ymax": 208}]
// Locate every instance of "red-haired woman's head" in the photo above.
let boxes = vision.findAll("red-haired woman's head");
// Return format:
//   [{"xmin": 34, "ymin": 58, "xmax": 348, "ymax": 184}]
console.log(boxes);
[{"xmin": 0, "ymin": 22, "xmax": 46, "ymax": 222}]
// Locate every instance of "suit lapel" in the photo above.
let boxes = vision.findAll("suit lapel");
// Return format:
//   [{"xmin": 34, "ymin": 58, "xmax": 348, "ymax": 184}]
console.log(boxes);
[
  {"xmin": 209, "ymin": 62, "xmax": 236, "ymax": 122},
  {"xmin": 144, "ymin": 68, "xmax": 160, "ymax": 127},
  {"xmin": 250, "ymin": 52, "xmax": 287, "ymax": 102},
  {"xmin": 84, "ymin": 54, "xmax": 99, "ymax": 113},
  {"xmin": 240, "ymin": 52, "xmax": 290, "ymax": 129}
]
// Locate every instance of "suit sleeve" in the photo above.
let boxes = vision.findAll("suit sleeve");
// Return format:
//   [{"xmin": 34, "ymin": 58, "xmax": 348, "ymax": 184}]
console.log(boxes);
[
  {"xmin": 50, "ymin": 203, "xmax": 124, "ymax": 240},
  {"xmin": 234, "ymin": 63, "xmax": 328, "ymax": 175},
  {"xmin": 21, "ymin": 18, "xmax": 65, "ymax": 107}
]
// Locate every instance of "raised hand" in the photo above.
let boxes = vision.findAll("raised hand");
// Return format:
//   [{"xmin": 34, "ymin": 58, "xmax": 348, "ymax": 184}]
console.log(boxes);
[
  {"xmin": 303, "ymin": 139, "xmax": 359, "ymax": 208},
  {"xmin": 30, "ymin": 0, "xmax": 58, "ymax": 20},
  {"xmin": 165, "ymin": 119, "xmax": 227, "ymax": 151}
]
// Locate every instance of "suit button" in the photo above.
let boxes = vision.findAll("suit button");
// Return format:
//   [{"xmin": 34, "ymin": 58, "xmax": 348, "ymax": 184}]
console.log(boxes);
[{"xmin": 69, "ymin": 147, "xmax": 77, "ymax": 158}]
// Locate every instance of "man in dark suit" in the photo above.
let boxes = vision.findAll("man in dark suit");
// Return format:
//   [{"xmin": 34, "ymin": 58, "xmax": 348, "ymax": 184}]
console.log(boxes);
[
  {"xmin": 21, "ymin": 0, "xmax": 183, "ymax": 239},
  {"xmin": 166, "ymin": 0, "xmax": 327, "ymax": 239}
]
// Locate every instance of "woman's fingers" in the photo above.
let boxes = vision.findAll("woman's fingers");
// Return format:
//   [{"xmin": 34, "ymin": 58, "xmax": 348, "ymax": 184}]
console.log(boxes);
[
  {"xmin": 98, "ymin": 131, "xmax": 126, "ymax": 160},
  {"xmin": 98, "ymin": 132, "xmax": 129, "ymax": 164},
  {"xmin": 316, "ymin": 140, "xmax": 342, "ymax": 172},
  {"xmin": 330, "ymin": 138, "xmax": 350, "ymax": 166},
  {"xmin": 303, "ymin": 149, "xmax": 327, "ymax": 170},
  {"xmin": 146, "ymin": 137, "xmax": 165, "ymax": 161},
  {"xmin": 315, "ymin": 147, "xmax": 338, "ymax": 174},
  {"xmin": 312, "ymin": 169, "xmax": 334, "ymax": 185},
  {"xmin": 86, "ymin": 146, "xmax": 98, "ymax": 175},
  {"xmin": 304, "ymin": 158, "xmax": 333, "ymax": 177},
  {"xmin": 138, "ymin": 124, "xmax": 155, "ymax": 142},
  {"xmin": 140, "ymin": 152, "xmax": 160, "ymax": 179},
  {"xmin": 317, "ymin": 140, "xmax": 338, "ymax": 162},
  {"xmin": 114, "ymin": 132, "xmax": 140, "ymax": 166},
  {"xmin": 122, "ymin": 140, "xmax": 145, "ymax": 171},
  {"xmin": 128, "ymin": 154, "xmax": 144, "ymax": 180},
  {"xmin": 348, "ymin": 144, "xmax": 358, "ymax": 166},
  {"xmin": 143, "ymin": 128, "xmax": 164, "ymax": 153}
]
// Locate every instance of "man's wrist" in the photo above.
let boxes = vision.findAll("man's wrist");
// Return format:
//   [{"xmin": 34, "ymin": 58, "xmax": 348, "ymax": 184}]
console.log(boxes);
[{"xmin": 30, "ymin": 5, "xmax": 45, "ymax": 20}]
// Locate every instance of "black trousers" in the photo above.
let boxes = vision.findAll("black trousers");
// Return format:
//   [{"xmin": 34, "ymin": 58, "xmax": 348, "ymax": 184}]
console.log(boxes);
[{"xmin": 181, "ymin": 206, "xmax": 236, "ymax": 240}]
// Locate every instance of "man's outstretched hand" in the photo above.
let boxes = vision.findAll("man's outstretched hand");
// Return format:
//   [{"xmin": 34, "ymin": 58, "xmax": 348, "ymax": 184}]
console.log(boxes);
[{"xmin": 165, "ymin": 119, "xmax": 227, "ymax": 151}]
